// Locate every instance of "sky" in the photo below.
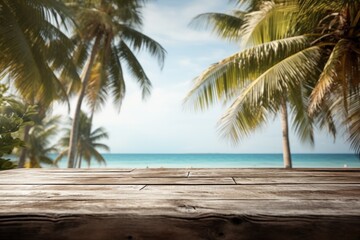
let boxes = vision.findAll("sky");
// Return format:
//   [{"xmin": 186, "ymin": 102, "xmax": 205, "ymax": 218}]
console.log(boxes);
[{"xmin": 55, "ymin": 0, "xmax": 352, "ymax": 154}]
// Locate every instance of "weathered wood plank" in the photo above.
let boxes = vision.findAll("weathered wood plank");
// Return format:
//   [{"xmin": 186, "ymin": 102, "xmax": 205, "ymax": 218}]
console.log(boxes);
[
  {"xmin": 0, "ymin": 168, "xmax": 190, "ymax": 178},
  {"xmin": 189, "ymin": 168, "xmax": 360, "ymax": 177},
  {"xmin": 0, "ymin": 184, "xmax": 359, "ymax": 200},
  {"xmin": 3, "ymin": 168, "xmax": 359, "ymax": 179},
  {"xmin": 1, "ymin": 168, "xmax": 134, "ymax": 173},
  {"xmin": 234, "ymin": 176, "xmax": 360, "ymax": 184},
  {"xmin": 0, "ymin": 173, "xmax": 135, "ymax": 179},
  {"xmin": 1, "ymin": 175, "xmax": 359, "ymax": 185},
  {"xmin": 1, "ymin": 199, "xmax": 360, "ymax": 216},
  {"xmin": 0, "ymin": 177, "xmax": 235, "ymax": 185},
  {"xmin": 130, "ymin": 168, "xmax": 190, "ymax": 177}
]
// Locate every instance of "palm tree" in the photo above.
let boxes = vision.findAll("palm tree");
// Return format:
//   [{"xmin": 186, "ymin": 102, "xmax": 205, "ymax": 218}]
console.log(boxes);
[
  {"xmin": 242, "ymin": 0, "xmax": 360, "ymax": 156},
  {"xmin": 186, "ymin": 0, "xmax": 360, "ymax": 166},
  {"xmin": 186, "ymin": 0, "xmax": 319, "ymax": 168},
  {"xmin": 64, "ymin": 0, "xmax": 166, "ymax": 168},
  {"xmin": 56, "ymin": 111, "xmax": 109, "ymax": 168},
  {"xmin": 0, "ymin": 0, "xmax": 79, "ymax": 167},
  {"xmin": 23, "ymin": 115, "xmax": 61, "ymax": 168}
]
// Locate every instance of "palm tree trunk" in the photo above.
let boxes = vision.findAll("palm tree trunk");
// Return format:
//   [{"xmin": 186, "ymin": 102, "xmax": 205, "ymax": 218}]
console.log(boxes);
[
  {"xmin": 280, "ymin": 97, "xmax": 292, "ymax": 168},
  {"xmin": 74, "ymin": 153, "xmax": 78, "ymax": 169},
  {"xmin": 78, "ymin": 154, "xmax": 83, "ymax": 168},
  {"xmin": 67, "ymin": 37, "xmax": 101, "ymax": 168},
  {"xmin": 30, "ymin": 157, "xmax": 39, "ymax": 168},
  {"xmin": 17, "ymin": 125, "xmax": 31, "ymax": 168}
]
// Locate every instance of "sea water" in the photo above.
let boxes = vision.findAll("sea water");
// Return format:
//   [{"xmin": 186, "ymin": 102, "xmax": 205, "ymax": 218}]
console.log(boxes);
[{"xmin": 54, "ymin": 153, "xmax": 360, "ymax": 168}]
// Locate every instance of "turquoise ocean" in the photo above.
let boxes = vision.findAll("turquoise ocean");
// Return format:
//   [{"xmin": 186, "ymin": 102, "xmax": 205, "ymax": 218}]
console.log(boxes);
[{"xmin": 55, "ymin": 154, "xmax": 360, "ymax": 168}]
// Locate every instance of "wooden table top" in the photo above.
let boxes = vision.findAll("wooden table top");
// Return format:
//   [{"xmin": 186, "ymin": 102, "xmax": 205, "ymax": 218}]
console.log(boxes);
[{"xmin": 0, "ymin": 168, "xmax": 359, "ymax": 240}]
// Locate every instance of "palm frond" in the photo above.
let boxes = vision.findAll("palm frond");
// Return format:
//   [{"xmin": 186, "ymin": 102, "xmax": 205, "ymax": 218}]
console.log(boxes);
[
  {"xmin": 87, "ymin": 146, "xmax": 106, "ymax": 166},
  {"xmin": 54, "ymin": 149, "xmax": 68, "ymax": 164},
  {"xmin": 218, "ymin": 46, "xmax": 322, "ymax": 143},
  {"xmin": 108, "ymin": 44, "xmax": 126, "ymax": 111},
  {"xmin": 309, "ymin": 39, "xmax": 351, "ymax": 114},
  {"xmin": 241, "ymin": 1, "xmax": 298, "ymax": 47},
  {"xmin": 86, "ymin": 58, "xmax": 108, "ymax": 112},
  {"xmin": 184, "ymin": 36, "xmax": 311, "ymax": 110},
  {"xmin": 90, "ymin": 127, "xmax": 109, "ymax": 141},
  {"xmin": 118, "ymin": 41, "xmax": 151, "ymax": 99},
  {"xmin": 218, "ymin": 98, "xmax": 269, "ymax": 143},
  {"xmin": 314, "ymin": 101, "xmax": 337, "ymax": 139},
  {"xmin": 119, "ymin": 25, "xmax": 166, "ymax": 68},
  {"xmin": 91, "ymin": 143, "xmax": 110, "ymax": 152},
  {"xmin": 0, "ymin": 0, "xmax": 76, "ymax": 105},
  {"xmin": 288, "ymin": 81, "xmax": 315, "ymax": 145},
  {"xmin": 346, "ymin": 92, "xmax": 360, "ymax": 154},
  {"xmin": 190, "ymin": 12, "xmax": 246, "ymax": 42},
  {"xmin": 39, "ymin": 156, "xmax": 56, "ymax": 166}
]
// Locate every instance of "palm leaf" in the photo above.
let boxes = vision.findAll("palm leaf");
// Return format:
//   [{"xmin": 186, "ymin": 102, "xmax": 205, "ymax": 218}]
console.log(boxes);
[
  {"xmin": 346, "ymin": 92, "xmax": 360, "ymax": 154},
  {"xmin": 241, "ymin": 1, "xmax": 298, "ymax": 47},
  {"xmin": 119, "ymin": 25, "xmax": 166, "ymax": 68},
  {"xmin": 86, "ymin": 58, "xmax": 108, "ymax": 112},
  {"xmin": 309, "ymin": 39, "xmax": 351, "ymax": 114},
  {"xmin": 190, "ymin": 12, "xmax": 246, "ymax": 42},
  {"xmin": 118, "ymin": 41, "xmax": 151, "ymax": 99},
  {"xmin": 108, "ymin": 44, "xmax": 126, "ymax": 111},
  {"xmin": 288, "ymin": 80, "xmax": 315, "ymax": 145},
  {"xmin": 218, "ymin": 46, "xmax": 322, "ymax": 143},
  {"xmin": 185, "ymin": 36, "xmax": 311, "ymax": 110}
]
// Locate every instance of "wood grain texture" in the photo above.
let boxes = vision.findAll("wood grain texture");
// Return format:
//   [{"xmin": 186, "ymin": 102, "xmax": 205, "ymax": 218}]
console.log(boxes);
[
  {"xmin": 0, "ymin": 184, "xmax": 359, "ymax": 200},
  {"xmin": 188, "ymin": 168, "xmax": 360, "ymax": 177},
  {"xmin": 1, "ymin": 214, "xmax": 360, "ymax": 240},
  {"xmin": 0, "ymin": 168, "xmax": 359, "ymax": 240},
  {"xmin": 0, "ymin": 177, "xmax": 235, "ymax": 185},
  {"xmin": 1, "ymin": 199, "xmax": 360, "ymax": 215}
]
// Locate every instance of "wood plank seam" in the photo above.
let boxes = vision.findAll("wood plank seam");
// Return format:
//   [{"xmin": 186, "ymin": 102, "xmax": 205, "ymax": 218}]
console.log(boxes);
[
  {"xmin": 232, "ymin": 177, "xmax": 237, "ymax": 184},
  {"xmin": 139, "ymin": 185, "xmax": 147, "ymax": 191}
]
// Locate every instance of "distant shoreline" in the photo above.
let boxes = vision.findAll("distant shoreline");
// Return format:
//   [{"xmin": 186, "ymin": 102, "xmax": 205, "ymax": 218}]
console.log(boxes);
[{"xmin": 50, "ymin": 153, "xmax": 360, "ymax": 169}]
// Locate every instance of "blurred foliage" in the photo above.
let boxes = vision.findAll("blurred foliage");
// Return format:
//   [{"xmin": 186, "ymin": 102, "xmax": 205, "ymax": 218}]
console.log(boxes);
[
  {"xmin": 26, "ymin": 115, "xmax": 61, "ymax": 168},
  {"xmin": 0, "ymin": 84, "xmax": 37, "ymax": 170}
]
